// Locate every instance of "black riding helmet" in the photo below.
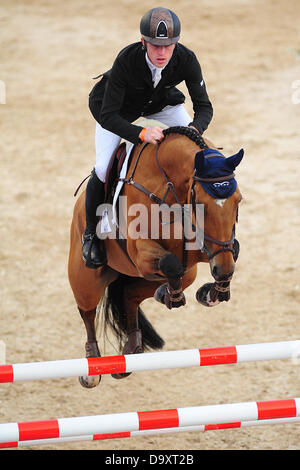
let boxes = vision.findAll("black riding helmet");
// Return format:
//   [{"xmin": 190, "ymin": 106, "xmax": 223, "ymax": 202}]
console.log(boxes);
[{"xmin": 140, "ymin": 7, "xmax": 181, "ymax": 46}]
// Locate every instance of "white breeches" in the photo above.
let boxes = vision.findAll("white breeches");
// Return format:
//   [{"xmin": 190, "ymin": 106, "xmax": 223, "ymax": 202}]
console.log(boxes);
[{"xmin": 94, "ymin": 104, "xmax": 192, "ymax": 182}]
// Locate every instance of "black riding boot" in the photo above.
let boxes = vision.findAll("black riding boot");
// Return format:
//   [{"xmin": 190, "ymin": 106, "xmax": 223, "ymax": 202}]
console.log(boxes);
[{"xmin": 82, "ymin": 169, "xmax": 107, "ymax": 268}]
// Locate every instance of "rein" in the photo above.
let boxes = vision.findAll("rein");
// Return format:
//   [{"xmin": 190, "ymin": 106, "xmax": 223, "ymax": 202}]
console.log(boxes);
[{"xmin": 119, "ymin": 142, "xmax": 182, "ymax": 206}]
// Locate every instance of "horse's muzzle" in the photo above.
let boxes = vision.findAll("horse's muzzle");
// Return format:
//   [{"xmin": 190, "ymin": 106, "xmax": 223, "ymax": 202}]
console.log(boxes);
[
  {"xmin": 209, "ymin": 238, "xmax": 239, "ymax": 282},
  {"xmin": 211, "ymin": 264, "xmax": 234, "ymax": 282}
]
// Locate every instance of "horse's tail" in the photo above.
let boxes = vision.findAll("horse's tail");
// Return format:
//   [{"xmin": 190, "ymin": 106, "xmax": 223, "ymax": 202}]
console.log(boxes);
[{"xmin": 101, "ymin": 274, "xmax": 164, "ymax": 353}]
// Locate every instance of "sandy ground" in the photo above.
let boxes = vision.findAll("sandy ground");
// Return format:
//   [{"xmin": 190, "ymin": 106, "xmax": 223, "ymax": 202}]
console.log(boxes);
[{"xmin": 0, "ymin": 0, "xmax": 300, "ymax": 451}]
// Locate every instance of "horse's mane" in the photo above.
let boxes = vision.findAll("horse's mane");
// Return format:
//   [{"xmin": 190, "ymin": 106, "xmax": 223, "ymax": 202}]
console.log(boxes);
[{"xmin": 162, "ymin": 126, "xmax": 209, "ymax": 149}]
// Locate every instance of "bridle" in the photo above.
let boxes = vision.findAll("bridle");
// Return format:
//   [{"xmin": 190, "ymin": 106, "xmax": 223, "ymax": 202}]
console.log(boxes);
[
  {"xmin": 119, "ymin": 138, "xmax": 238, "ymax": 265},
  {"xmin": 190, "ymin": 170, "xmax": 237, "ymax": 261}
]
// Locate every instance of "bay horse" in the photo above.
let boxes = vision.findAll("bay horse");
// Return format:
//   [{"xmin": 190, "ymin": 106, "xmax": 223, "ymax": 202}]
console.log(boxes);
[{"xmin": 68, "ymin": 126, "xmax": 243, "ymax": 387}]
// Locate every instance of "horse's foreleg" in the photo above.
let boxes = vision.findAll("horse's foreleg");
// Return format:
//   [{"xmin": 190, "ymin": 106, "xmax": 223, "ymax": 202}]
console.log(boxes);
[
  {"xmin": 196, "ymin": 280, "xmax": 231, "ymax": 307},
  {"xmin": 154, "ymin": 262, "xmax": 198, "ymax": 309},
  {"xmin": 156, "ymin": 252, "xmax": 186, "ymax": 309},
  {"xmin": 131, "ymin": 239, "xmax": 186, "ymax": 310}
]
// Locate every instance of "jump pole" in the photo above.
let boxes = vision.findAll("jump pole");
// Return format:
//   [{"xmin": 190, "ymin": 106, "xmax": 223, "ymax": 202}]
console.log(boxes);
[
  {"xmin": 0, "ymin": 398, "xmax": 299, "ymax": 446},
  {"xmin": 1, "ymin": 416, "xmax": 300, "ymax": 448},
  {"xmin": 1, "ymin": 340, "xmax": 299, "ymax": 383}
]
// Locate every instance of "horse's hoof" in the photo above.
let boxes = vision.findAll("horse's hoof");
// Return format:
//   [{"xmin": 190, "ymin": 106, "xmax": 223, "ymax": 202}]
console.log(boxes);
[
  {"xmin": 111, "ymin": 334, "xmax": 143, "ymax": 380},
  {"xmin": 154, "ymin": 283, "xmax": 185, "ymax": 309},
  {"xmin": 111, "ymin": 349, "xmax": 142, "ymax": 379},
  {"xmin": 78, "ymin": 374, "xmax": 101, "ymax": 388},
  {"xmin": 196, "ymin": 283, "xmax": 220, "ymax": 307},
  {"xmin": 111, "ymin": 371, "xmax": 132, "ymax": 380},
  {"xmin": 78, "ymin": 341, "xmax": 102, "ymax": 388},
  {"xmin": 154, "ymin": 283, "xmax": 167, "ymax": 305}
]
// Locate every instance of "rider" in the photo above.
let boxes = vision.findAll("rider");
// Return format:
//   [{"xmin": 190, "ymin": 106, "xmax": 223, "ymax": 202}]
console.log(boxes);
[{"xmin": 83, "ymin": 7, "xmax": 213, "ymax": 268}]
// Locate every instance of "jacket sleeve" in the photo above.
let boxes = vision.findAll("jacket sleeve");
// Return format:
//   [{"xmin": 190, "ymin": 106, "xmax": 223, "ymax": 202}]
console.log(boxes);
[
  {"xmin": 99, "ymin": 57, "xmax": 144, "ymax": 144},
  {"xmin": 185, "ymin": 53, "xmax": 213, "ymax": 134}
]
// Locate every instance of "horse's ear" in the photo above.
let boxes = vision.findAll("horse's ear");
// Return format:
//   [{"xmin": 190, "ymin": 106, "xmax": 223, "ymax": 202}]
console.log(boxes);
[
  {"xmin": 225, "ymin": 149, "xmax": 244, "ymax": 170},
  {"xmin": 194, "ymin": 150, "xmax": 206, "ymax": 174}
]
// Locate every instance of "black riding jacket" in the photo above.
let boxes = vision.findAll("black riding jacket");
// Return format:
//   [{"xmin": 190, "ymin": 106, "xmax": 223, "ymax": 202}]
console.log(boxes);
[{"xmin": 89, "ymin": 42, "xmax": 213, "ymax": 144}]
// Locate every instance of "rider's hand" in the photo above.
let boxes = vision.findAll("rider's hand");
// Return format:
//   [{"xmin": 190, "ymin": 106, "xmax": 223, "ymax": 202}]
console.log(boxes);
[{"xmin": 139, "ymin": 127, "xmax": 164, "ymax": 145}]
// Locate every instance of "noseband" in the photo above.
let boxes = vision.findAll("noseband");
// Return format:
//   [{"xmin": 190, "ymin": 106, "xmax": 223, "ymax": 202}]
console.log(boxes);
[{"xmin": 191, "ymin": 172, "xmax": 236, "ymax": 261}]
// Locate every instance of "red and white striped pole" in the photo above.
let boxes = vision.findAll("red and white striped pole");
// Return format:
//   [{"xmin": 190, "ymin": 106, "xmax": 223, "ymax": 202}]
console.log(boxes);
[
  {"xmin": 1, "ymin": 340, "xmax": 299, "ymax": 383},
  {"xmin": 1, "ymin": 416, "xmax": 300, "ymax": 448},
  {"xmin": 0, "ymin": 398, "xmax": 299, "ymax": 446}
]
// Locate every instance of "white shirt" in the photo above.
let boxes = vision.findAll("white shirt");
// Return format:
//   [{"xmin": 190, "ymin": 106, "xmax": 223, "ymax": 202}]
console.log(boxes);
[{"xmin": 145, "ymin": 52, "xmax": 167, "ymax": 87}]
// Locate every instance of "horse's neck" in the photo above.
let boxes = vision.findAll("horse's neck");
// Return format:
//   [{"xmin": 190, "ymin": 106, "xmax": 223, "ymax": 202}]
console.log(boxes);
[
  {"xmin": 160, "ymin": 138, "xmax": 195, "ymax": 176},
  {"xmin": 158, "ymin": 139, "xmax": 196, "ymax": 195}
]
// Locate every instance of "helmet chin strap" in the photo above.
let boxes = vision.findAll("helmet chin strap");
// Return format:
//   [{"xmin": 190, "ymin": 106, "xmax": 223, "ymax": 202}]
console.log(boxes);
[{"xmin": 141, "ymin": 37, "xmax": 147, "ymax": 51}]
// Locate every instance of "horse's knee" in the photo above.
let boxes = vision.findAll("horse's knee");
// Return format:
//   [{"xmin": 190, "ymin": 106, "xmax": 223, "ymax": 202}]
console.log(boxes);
[{"xmin": 159, "ymin": 252, "xmax": 184, "ymax": 279}]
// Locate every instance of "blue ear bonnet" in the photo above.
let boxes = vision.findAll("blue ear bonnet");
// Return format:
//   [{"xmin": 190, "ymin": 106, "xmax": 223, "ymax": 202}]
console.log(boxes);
[{"xmin": 194, "ymin": 148, "xmax": 244, "ymax": 199}]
